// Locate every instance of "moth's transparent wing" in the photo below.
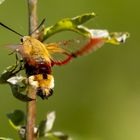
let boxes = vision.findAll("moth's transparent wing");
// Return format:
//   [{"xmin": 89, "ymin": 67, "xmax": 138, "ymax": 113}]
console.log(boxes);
[
  {"xmin": 5, "ymin": 44, "xmax": 22, "ymax": 51},
  {"xmin": 45, "ymin": 37, "xmax": 105, "ymax": 66}
]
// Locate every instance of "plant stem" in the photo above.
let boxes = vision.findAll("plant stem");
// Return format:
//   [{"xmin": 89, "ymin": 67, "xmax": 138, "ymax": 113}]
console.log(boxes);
[
  {"xmin": 26, "ymin": 0, "xmax": 38, "ymax": 140},
  {"xmin": 27, "ymin": 0, "xmax": 38, "ymax": 38}
]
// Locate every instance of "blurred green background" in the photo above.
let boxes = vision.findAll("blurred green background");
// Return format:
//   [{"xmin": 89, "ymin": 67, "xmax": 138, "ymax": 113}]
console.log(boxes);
[{"xmin": 0, "ymin": 0, "xmax": 139, "ymax": 140}]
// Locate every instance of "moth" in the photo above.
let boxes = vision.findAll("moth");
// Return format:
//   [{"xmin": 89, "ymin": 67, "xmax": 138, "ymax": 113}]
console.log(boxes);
[{"xmin": 0, "ymin": 21, "xmax": 127, "ymax": 99}]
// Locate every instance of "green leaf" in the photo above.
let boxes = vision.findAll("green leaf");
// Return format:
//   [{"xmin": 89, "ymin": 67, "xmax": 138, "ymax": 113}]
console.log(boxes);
[
  {"xmin": 107, "ymin": 32, "xmax": 130, "ymax": 45},
  {"xmin": 7, "ymin": 76, "xmax": 33, "ymax": 102},
  {"xmin": 0, "ymin": 65, "xmax": 18, "ymax": 84},
  {"xmin": 0, "ymin": 137, "xmax": 13, "ymax": 140},
  {"xmin": 89, "ymin": 29, "xmax": 129, "ymax": 45},
  {"xmin": 7, "ymin": 110, "xmax": 25, "ymax": 130},
  {"xmin": 0, "ymin": 0, "xmax": 5, "ymax": 5},
  {"xmin": 71, "ymin": 12, "xmax": 96, "ymax": 25},
  {"xmin": 46, "ymin": 132, "xmax": 70, "ymax": 140},
  {"xmin": 38, "ymin": 111, "xmax": 56, "ymax": 137},
  {"xmin": 39, "ymin": 12, "xmax": 96, "ymax": 41},
  {"xmin": 51, "ymin": 132, "xmax": 70, "ymax": 140},
  {"xmin": 45, "ymin": 111, "xmax": 56, "ymax": 132},
  {"xmin": 39, "ymin": 12, "xmax": 129, "ymax": 47},
  {"xmin": 0, "ymin": 61, "xmax": 23, "ymax": 84}
]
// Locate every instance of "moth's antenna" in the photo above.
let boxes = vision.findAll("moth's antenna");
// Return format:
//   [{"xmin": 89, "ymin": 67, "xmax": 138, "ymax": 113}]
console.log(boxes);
[
  {"xmin": 30, "ymin": 18, "xmax": 46, "ymax": 35},
  {"xmin": 0, "ymin": 22, "xmax": 23, "ymax": 37}
]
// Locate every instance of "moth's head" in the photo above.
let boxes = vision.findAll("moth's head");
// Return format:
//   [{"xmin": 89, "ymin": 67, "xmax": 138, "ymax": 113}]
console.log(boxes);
[{"xmin": 20, "ymin": 36, "xmax": 31, "ymax": 43}]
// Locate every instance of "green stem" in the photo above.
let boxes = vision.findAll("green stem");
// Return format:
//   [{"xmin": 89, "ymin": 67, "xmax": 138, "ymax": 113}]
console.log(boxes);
[
  {"xmin": 26, "ymin": 0, "xmax": 38, "ymax": 140},
  {"xmin": 27, "ymin": 0, "xmax": 38, "ymax": 37}
]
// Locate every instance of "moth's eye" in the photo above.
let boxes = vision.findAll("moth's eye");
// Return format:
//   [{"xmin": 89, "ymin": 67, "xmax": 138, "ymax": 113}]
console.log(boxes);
[{"xmin": 20, "ymin": 38, "xmax": 23, "ymax": 42}]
